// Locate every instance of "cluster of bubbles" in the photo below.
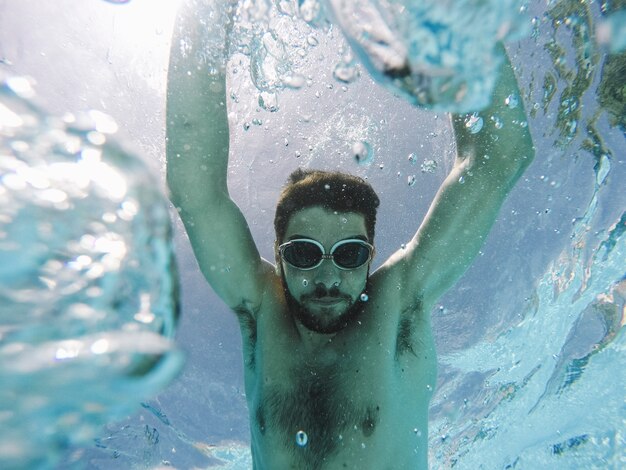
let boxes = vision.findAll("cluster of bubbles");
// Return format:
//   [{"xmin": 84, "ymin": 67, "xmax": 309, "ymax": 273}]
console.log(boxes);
[
  {"xmin": 230, "ymin": 0, "xmax": 533, "ymax": 113},
  {"xmin": 0, "ymin": 76, "xmax": 182, "ymax": 468},
  {"xmin": 325, "ymin": 0, "xmax": 530, "ymax": 112}
]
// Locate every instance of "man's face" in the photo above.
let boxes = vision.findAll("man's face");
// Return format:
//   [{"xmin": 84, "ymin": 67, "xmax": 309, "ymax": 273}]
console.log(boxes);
[{"xmin": 279, "ymin": 206, "xmax": 372, "ymax": 334}]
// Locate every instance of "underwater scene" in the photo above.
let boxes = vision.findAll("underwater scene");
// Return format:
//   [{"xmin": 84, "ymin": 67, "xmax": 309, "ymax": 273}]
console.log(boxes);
[{"xmin": 0, "ymin": 0, "xmax": 624, "ymax": 468}]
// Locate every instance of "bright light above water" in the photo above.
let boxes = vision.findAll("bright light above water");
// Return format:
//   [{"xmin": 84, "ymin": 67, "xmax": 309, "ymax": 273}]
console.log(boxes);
[{"xmin": 105, "ymin": 0, "xmax": 182, "ymax": 49}]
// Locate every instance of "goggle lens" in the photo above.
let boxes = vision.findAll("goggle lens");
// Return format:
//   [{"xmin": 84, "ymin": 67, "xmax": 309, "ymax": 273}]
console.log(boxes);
[
  {"xmin": 333, "ymin": 242, "xmax": 371, "ymax": 269},
  {"xmin": 280, "ymin": 239, "xmax": 373, "ymax": 270},
  {"xmin": 284, "ymin": 241, "xmax": 321, "ymax": 269}
]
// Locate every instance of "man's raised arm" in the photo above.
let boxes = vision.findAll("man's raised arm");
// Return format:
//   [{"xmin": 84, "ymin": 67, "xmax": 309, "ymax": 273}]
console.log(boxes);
[
  {"xmin": 166, "ymin": 0, "xmax": 268, "ymax": 313},
  {"xmin": 385, "ymin": 44, "xmax": 535, "ymax": 307}
]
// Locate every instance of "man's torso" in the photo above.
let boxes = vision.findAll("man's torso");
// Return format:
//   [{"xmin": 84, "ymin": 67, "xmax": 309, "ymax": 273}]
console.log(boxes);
[{"xmin": 236, "ymin": 269, "xmax": 437, "ymax": 469}]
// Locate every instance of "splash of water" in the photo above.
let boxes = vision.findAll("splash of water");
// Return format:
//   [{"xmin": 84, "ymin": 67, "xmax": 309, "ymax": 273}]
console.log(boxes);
[
  {"xmin": 221, "ymin": 0, "xmax": 532, "ymax": 114},
  {"xmin": 324, "ymin": 0, "xmax": 529, "ymax": 111},
  {"xmin": 0, "ymin": 76, "xmax": 182, "ymax": 469}
]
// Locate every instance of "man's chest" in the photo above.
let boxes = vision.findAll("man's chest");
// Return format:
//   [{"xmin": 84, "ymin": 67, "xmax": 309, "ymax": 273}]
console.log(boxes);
[{"xmin": 252, "ymin": 352, "xmax": 391, "ymax": 467}]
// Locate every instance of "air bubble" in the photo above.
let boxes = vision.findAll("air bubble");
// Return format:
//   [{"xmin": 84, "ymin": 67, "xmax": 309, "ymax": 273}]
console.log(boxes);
[
  {"xmin": 282, "ymin": 74, "xmax": 306, "ymax": 89},
  {"xmin": 258, "ymin": 92, "xmax": 278, "ymax": 112},
  {"xmin": 420, "ymin": 159, "xmax": 437, "ymax": 173},
  {"xmin": 302, "ymin": 279, "xmax": 309, "ymax": 287},
  {"xmin": 491, "ymin": 115, "xmax": 503, "ymax": 129},
  {"xmin": 465, "ymin": 113, "xmax": 483, "ymax": 134},
  {"xmin": 407, "ymin": 175, "xmax": 416, "ymax": 186},
  {"xmin": 352, "ymin": 141, "xmax": 373, "ymax": 165},
  {"xmin": 360, "ymin": 293, "xmax": 369, "ymax": 302},
  {"xmin": 296, "ymin": 430, "xmax": 308, "ymax": 447},
  {"xmin": 505, "ymin": 94, "xmax": 519, "ymax": 108},
  {"xmin": 407, "ymin": 153, "xmax": 418, "ymax": 164},
  {"xmin": 333, "ymin": 62, "xmax": 360, "ymax": 83}
]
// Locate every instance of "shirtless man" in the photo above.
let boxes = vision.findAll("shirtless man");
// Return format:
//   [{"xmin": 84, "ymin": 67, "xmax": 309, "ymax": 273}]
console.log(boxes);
[{"xmin": 166, "ymin": 2, "xmax": 534, "ymax": 468}]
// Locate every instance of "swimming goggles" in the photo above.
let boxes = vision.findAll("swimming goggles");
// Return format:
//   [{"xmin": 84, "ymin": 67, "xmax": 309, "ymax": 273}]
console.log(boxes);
[{"xmin": 279, "ymin": 238, "xmax": 374, "ymax": 270}]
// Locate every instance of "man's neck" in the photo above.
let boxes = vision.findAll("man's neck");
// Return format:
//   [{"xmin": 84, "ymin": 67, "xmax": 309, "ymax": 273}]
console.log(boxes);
[{"xmin": 294, "ymin": 320, "xmax": 338, "ymax": 354}]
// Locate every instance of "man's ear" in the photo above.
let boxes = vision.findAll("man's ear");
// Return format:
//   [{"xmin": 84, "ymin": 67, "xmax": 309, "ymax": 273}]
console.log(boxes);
[{"xmin": 366, "ymin": 245, "xmax": 375, "ymax": 266}]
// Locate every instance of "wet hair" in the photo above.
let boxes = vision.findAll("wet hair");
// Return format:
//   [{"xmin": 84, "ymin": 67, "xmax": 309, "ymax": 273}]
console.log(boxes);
[{"xmin": 274, "ymin": 169, "xmax": 380, "ymax": 244}]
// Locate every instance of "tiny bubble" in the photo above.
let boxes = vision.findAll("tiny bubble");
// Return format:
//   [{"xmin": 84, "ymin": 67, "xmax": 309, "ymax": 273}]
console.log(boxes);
[
  {"xmin": 295, "ymin": 430, "xmax": 308, "ymax": 447},
  {"xmin": 491, "ymin": 115, "xmax": 503, "ymax": 129},
  {"xmin": 407, "ymin": 175, "xmax": 416, "ymax": 186},
  {"xmin": 360, "ymin": 293, "xmax": 369, "ymax": 302},
  {"xmin": 505, "ymin": 94, "xmax": 519, "ymax": 108},
  {"xmin": 302, "ymin": 279, "xmax": 309, "ymax": 287}
]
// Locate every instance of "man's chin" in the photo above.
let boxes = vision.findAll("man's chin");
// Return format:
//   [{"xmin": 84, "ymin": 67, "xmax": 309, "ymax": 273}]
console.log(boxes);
[{"xmin": 291, "ymin": 297, "xmax": 362, "ymax": 334}]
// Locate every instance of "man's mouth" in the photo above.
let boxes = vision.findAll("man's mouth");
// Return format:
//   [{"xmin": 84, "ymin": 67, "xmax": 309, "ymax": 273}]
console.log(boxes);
[{"xmin": 310, "ymin": 296, "xmax": 344, "ymax": 305}]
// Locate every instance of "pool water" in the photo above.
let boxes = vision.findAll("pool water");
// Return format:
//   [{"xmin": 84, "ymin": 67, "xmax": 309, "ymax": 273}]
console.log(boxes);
[{"xmin": 1, "ymin": 0, "xmax": 624, "ymax": 468}]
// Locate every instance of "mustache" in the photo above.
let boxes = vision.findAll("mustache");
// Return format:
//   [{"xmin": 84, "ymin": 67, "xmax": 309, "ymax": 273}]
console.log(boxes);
[{"xmin": 303, "ymin": 284, "xmax": 350, "ymax": 301}]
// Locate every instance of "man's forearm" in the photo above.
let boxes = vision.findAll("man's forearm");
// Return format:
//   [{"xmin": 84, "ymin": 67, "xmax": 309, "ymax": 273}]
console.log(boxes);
[
  {"xmin": 451, "ymin": 44, "xmax": 535, "ymax": 183},
  {"xmin": 166, "ymin": 0, "xmax": 232, "ymax": 211}
]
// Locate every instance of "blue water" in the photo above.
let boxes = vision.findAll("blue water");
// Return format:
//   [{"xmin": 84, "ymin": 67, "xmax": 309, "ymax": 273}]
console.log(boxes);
[{"xmin": 1, "ymin": 0, "xmax": 624, "ymax": 468}]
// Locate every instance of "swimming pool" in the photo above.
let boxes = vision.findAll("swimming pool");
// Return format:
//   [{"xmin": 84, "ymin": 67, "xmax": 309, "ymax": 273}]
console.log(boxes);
[{"xmin": 1, "ymin": 0, "xmax": 624, "ymax": 468}]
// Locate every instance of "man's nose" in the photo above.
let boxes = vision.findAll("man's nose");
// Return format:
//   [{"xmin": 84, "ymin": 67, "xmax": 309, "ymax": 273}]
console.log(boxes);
[{"xmin": 312, "ymin": 258, "xmax": 341, "ymax": 289}]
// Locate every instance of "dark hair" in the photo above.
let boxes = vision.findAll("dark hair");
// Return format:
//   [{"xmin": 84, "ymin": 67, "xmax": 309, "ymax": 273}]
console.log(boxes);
[{"xmin": 274, "ymin": 169, "xmax": 380, "ymax": 244}]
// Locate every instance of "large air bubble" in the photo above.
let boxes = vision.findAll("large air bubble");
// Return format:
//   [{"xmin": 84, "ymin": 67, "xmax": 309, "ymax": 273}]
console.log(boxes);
[{"xmin": 0, "ymin": 76, "xmax": 182, "ymax": 469}]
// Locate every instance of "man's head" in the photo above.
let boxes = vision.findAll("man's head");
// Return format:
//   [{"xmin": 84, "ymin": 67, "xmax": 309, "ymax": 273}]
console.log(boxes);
[{"xmin": 274, "ymin": 169, "xmax": 380, "ymax": 334}]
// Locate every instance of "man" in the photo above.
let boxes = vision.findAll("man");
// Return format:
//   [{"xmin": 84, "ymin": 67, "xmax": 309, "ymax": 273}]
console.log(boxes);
[{"xmin": 166, "ymin": 2, "xmax": 534, "ymax": 469}]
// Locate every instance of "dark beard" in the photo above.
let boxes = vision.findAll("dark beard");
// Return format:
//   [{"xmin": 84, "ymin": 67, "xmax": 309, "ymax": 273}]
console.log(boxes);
[{"xmin": 281, "ymin": 274, "xmax": 369, "ymax": 334}]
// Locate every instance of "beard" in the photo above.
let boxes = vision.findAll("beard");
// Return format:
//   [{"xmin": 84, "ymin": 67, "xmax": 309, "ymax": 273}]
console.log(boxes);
[{"xmin": 281, "ymin": 274, "xmax": 369, "ymax": 334}]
